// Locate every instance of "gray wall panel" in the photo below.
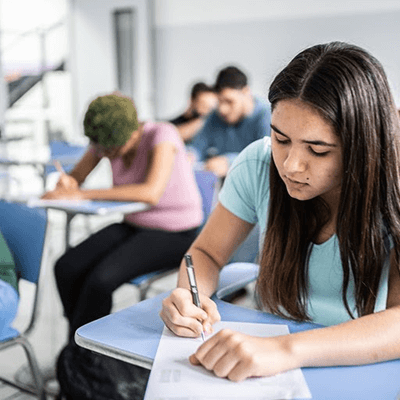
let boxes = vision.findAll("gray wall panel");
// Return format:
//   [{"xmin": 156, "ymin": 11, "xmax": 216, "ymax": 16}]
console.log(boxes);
[{"xmin": 155, "ymin": 11, "xmax": 400, "ymax": 119}]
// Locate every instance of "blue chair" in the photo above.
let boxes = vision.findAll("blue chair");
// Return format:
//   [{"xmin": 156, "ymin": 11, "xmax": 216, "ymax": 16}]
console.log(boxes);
[
  {"xmin": 215, "ymin": 262, "xmax": 259, "ymax": 300},
  {"xmin": 46, "ymin": 140, "xmax": 87, "ymax": 174},
  {"xmin": 130, "ymin": 170, "xmax": 220, "ymax": 301},
  {"xmin": 0, "ymin": 201, "xmax": 48, "ymax": 399}
]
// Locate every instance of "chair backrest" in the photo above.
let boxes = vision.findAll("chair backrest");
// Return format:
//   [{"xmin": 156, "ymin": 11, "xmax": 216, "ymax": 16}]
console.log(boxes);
[
  {"xmin": 46, "ymin": 140, "xmax": 87, "ymax": 174},
  {"xmin": 49, "ymin": 140, "xmax": 87, "ymax": 158},
  {"xmin": 0, "ymin": 201, "xmax": 47, "ymax": 284},
  {"xmin": 129, "ymin": 170, "xmax": 219, "ymax": 300},
  {"xmin": 194, "ymin": 170, "xmax": 219, "ymax": 226}
]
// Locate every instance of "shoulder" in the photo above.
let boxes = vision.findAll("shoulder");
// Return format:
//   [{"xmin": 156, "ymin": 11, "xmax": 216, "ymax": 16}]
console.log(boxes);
[
  {"xmin": 169, "ymin": 114, "xmax": 189, "ymax": 125},
  {"xmin": 143, "ymin": 121, "xmax": 185, "ymax": 150},
  {"xmin": 144, "ymin": 121, "xmax": 178, "ymax": 134},
  {"xmin": 219, "ymin": 137, "xmax": 271, "ymax": 225},
  {"xmin": 201, "ymin": 110, "xmax": 226, "ymax": 131},
  {"xmin": 144, "ymin": 121, "xmax": 180, "ymax": 140},
  {"xmin": 230, "ymin": 136, "xmax": 272, "ymax": 173}
]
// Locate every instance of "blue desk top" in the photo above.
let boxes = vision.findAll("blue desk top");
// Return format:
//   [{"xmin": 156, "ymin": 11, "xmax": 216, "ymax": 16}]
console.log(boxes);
[
  {"xmin": 27, "ymin": 199, "xmax": 150, "ymax": 215},
  {"xmin": 76, "ymin": 292, "xmax": 400, "ymax": 400}
]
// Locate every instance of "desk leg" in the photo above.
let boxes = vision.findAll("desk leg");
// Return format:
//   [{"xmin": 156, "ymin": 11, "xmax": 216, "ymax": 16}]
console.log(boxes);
[
  {"xmin": 33, "ymin": 163, "xmax": 46, "ymax": 192},
  {"xmin": 65, "ymin": 212, "xmax": 74, "ymax": 251}
]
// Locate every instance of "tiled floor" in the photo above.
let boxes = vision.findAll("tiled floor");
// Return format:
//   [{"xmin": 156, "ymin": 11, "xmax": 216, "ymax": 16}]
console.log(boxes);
[{"xmin": 0, "ymin": 203, "xmax": 259, "ymax": 399}]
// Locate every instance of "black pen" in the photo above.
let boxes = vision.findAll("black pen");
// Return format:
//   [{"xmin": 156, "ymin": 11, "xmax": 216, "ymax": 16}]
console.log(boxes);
[{"xmin": 184, "ymin": 254, "xmax": 206, "ymax": 341}]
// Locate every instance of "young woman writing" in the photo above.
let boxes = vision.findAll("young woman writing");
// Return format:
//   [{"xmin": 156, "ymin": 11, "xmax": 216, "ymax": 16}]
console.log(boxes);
[
  {"xmin": 160, "ymin": 41, "xmax": 400, "ymax": 381},
  {"xmin": 43, "ymin": 93, "xmax": 203, "ymax": 340}
]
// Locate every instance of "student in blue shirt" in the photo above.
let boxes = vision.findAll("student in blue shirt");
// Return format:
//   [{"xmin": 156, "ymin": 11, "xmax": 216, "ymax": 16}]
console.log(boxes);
[
  {"xmin": 161, "ymin": 42, "xmax": 400, "ymax": 381},
  {"xmin": 190, "ymin": 66, "xmax": 271, "ymax": 177}
]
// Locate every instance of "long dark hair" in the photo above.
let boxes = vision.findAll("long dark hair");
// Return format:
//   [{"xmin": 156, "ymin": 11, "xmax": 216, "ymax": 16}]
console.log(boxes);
[{"xmin": 257, "ymin": 41, "xmax": 400, "ymax": 321}]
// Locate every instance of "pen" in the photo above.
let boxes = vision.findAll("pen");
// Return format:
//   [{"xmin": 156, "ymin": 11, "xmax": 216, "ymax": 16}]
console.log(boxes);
[
  {"xmin": 53, "ymin": 160, "xmax": 66, "ymax": 175},
  {"xmin": 184, "ymin": 253, "xmax": 205, "ymax": 341}
]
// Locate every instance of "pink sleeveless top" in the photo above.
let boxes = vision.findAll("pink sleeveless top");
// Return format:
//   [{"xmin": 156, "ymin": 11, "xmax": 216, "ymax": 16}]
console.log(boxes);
[{"xmin": 108, "ymin": 121, "xmax": 202, "ymax": 231}]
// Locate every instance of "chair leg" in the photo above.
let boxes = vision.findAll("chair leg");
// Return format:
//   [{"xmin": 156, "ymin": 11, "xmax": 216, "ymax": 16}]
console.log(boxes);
[
  {"xmin": 14, "ymin": 336, "xmax": 47, "ymax": 400},
  {"xmin": 139, "ymin": 284, "xmax": 149, "ymax": 301}
]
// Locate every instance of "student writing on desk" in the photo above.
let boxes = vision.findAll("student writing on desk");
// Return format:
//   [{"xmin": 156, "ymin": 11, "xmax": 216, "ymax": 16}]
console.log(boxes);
[
  {"xmin": 160, "ymin": 42, "xmax": 400, "ymax": 382},
  {"xmin": 42, "ymin": 93, "xmax": 203, "ymax": 341}
]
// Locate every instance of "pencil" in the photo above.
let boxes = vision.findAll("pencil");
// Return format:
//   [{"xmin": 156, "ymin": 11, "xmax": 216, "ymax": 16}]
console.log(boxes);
[{"xmin": 53, "ymin": 160, "xmax": 66, "ymax": 175}]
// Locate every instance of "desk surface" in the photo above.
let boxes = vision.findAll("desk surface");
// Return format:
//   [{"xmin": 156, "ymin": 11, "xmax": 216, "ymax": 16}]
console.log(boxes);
[
  {"xmin": 0, "ymin": 155, "xmax": 82, "ymax": 167},
  {"xmin": 76, "ymin": 292, "xmax": 400, "ymax": 400},
  {"xmin": 27, "ymin": 199, "xmax": 150, "ymax": 215}
]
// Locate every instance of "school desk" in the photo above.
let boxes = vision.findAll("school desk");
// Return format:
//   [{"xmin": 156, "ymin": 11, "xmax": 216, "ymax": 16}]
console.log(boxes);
[
  {"xmin": 75, "ymin": 291, "xmax": 400, "ymax": 400},
  {"xmin": 0, "ymin": 153, "xmax": 83, "ymax": 190},
  {"xmin": 27, "ymin": 199, "xmax": 150, "ymax": 249}
]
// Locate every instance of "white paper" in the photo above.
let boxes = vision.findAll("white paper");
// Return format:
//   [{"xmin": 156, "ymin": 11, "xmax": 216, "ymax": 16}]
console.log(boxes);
[{"xmin": 144, "ymin": 321, "xmax": 311, "ymax": 400}]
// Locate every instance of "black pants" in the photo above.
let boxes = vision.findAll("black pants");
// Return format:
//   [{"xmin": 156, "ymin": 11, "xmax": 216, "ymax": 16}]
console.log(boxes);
[{"xmin": 55, "ymin": 222, "xmax": 197, "ymax": 339}]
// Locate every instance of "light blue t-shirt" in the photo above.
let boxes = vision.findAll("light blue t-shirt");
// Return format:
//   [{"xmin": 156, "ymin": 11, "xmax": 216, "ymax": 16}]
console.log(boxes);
[{"xmin": 219, "ymin": 137, "xmax": 390, "ymax": 326}]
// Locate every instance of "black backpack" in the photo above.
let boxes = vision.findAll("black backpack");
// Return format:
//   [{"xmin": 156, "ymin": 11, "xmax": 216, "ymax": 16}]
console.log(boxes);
[{"xmin": 56, "ymin": 342, "xmax": 150, "ymax": 400}]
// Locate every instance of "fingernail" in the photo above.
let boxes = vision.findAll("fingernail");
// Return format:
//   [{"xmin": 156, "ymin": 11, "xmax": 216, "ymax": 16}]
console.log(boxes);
[{"xmin": 204, "ymin": 323, "xmax": 212, "ymax": 333}]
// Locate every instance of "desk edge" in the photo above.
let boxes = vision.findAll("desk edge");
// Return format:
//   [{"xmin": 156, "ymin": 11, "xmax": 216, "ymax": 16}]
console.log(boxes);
[{"xmin": 74, "ymin": 331, "xmax": 153, "ymax": 370}]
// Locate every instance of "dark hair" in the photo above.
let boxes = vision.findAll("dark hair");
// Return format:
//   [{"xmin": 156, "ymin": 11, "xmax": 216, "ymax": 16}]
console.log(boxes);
[
  {"xmin": 190, "ymin": 82, "xmax": 214, "ymax": 100},
  {"xmin": 214, "ymin": 66, "xmax": 247, "ymax": 92},
  {"xmin": 83, "ymin": 94, "xmax": 138, "ymax": 148},
  {"xmin": 258, "ymin": 41, "xmax": 400, "ymax": 321}
]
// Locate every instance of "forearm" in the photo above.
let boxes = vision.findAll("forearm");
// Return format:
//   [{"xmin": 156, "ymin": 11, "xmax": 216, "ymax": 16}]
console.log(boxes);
[
  {"xmin": 176, "ymin": 118, "xmax": 204, "ymax": 142},
  {"xmin": 177, "ymin": 241, "xmax": 222, "ymax": 297},
  {"xmin": 67, "ymin": 171, "xmax": 85, "ymax": 186},
  {"xmin": 288, "ymin": 306, "xmax": 400, "ymax": 368},
  {"xmin": 67, "ymin": 149, "xmax": 100, "ymax": 185},
  {"xmin": 78, "ymin": 183, "xmax": 161, "ymax": 205}
]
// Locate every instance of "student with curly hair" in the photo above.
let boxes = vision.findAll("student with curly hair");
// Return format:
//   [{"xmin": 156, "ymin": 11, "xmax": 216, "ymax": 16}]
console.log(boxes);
[
  {"xmin": 160, "ymin": 42, "xmax": 400, "ymax": 381},
  {"xmin": 43, "ymin": 93, "xmax": 202, "ymax": 340}
]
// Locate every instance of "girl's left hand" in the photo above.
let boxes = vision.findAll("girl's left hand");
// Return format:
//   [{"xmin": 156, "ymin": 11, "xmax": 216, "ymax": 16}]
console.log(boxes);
[{"xmin": 189, "ymin": 329, "xmax": 295, "ymax": 382}]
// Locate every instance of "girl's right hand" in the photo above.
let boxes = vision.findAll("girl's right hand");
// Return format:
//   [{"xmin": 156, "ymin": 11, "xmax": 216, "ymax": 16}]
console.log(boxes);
[
  {"xmin": 160, "ymin": 288, "xmax": 221, "ymax": 338},
  {"xmin": 56, "ymin": 174, "xmax": 79, "ymax": 191}
]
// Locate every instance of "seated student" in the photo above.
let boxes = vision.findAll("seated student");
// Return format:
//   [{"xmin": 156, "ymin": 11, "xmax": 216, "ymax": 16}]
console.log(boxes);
[
  {"xmin": 190, "ymin": 66, "xmax": 271, "ymax": 177},
  {"xmin": 0, "ymin": 230, "xmax": 19, "ymax": 338},
  {"xmin": 42, "ymin": 93, "xmax": 203, "ymax": 340},
  {"xmin": 161, "ymin": 42, "xmax": 400, "ymax": 381},
  {"xmin": 170, "ymin": 82, "xmax": 217, "ymax": 144}
]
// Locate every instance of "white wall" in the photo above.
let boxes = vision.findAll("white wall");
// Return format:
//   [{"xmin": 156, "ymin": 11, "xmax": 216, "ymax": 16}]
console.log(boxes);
[
  {"xmin": 0, "ymin": 0, "xmax": 68, "ymax": 74},
  {"xmin": 154, "ymin": 0, "xmax": 400, "ymax": 26},
  {"xmin": 68, "ymin": 0, "xmax": 153, "ymax": 139},
  {"xmin": 0, "ymin": 0, "xmax": 5, "ymax": 135},
  {"xmin": 152, "ymin": 1, "xmax": 400, "ymax": 119},
  {"xmin": 68, "ymin": 1, "xmax": 400, "ymax": 127}
]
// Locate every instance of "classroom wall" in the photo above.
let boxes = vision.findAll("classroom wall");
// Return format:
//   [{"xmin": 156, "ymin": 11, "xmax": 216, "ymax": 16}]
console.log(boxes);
[
  {"xmin": 68, "ymin": 0, "xmax": 400, "ymax": 129},
  {"xmin": 0, "ymin": 1, "xmax": 6, "ymax": 134},
  {"xmin": 0, "ymin": 42, "xmax": 6, "ymax": 135},
  {"xmin": 153, "ymin": 0, "xmax": 400, "ymax": 120},
  {"xmin": 68, "ymin": 0, "xmax": 153, "ymax": 138}
]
